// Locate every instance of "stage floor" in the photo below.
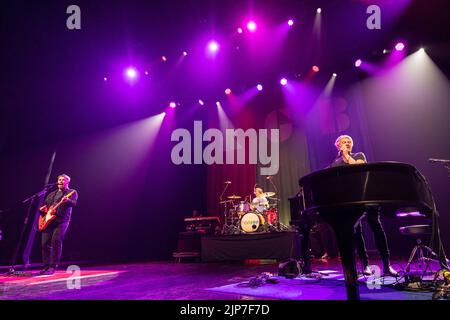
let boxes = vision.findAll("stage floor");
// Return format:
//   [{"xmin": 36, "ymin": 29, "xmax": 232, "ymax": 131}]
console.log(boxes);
[{"xmin": 0, "ymin": 258, "xmax": 441, "ymax": 300}]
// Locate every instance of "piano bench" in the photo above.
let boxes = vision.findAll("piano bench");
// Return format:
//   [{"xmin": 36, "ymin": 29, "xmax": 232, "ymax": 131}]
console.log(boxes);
[{"xmin": 399, "ymin": 225, "xmax": 431, "ymax": 236}]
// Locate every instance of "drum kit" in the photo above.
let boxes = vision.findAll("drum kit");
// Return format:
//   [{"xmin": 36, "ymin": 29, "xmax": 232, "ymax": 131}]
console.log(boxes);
[{"xmin": 220, "ymin": 192, "xmax": 282, "ymax": 234}]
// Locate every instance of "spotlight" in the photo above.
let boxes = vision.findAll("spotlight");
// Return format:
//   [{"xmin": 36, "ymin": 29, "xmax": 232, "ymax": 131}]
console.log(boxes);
[
  {"xmin": 216, "ymin": 101, "xmax": 222, "ymax": 107},
  {"xmin": 208, "ymin": 41, "xmax": 219, "ymax": 53},
  {"xmin": 161, "ymin": 56, "xmax": 167, "ymax": 62},
  {"xmin": 256, "ymin": 84, "xmax": 263, "ymax": 91},
  {"xmin": 144, "ymin": 71, "xmax": 149, "ymax": 75},
  {"xmin": 198, "ymin": 99, "xmax": 205, "ymax": 106},
  {"xmin": 247, "ymin": 21, "xmax": 257, "ymax": 32},
  {"xmin": 419, "ymin": 47, "xmax": 425, "ymax": 53},
  {"xmin": 355, "ymin": 59, "xmax": 362, "ymax": 67},
  {"xmin": 125, "ymin": 67, "xmax": 137, "ymax": 79},
  {"xmin": 169, "ymin": 102, "xmax": 177, "ymax": 108},
  {"xmin": 288, "ymin": 19, "xmax": 294, "ymax": 26},
  {"xmin": 332, "ymin": 73, "xmax": 337, "ymax": 77},
  {"xmin": 103, "ymin": 77, "xmax": 107, "ymax": 81},
  {"xmin": 280, "ymin": 78, "xmax": 287, "ymax": 86},
  {"xmin": 383, "ymin": 49, "xmax": 388, "ymax": 54},
  {"xmin": 312, "ymin": 65, "xmax": 319, "ymax": 72},
  {"xmin": 237, "ymin": 27, "xmax": 243, "ymax": 34},
  {"xmin": 316, "ymin": 8, "xmax": 322, "ymax": 14},
  {"xmin": 395, "ymin": 42, "xmax": 405, "ymax": 51},
  {"xmin": 225, "ymin": 88, "xmax": 232, "ymax": 95},
  {"xmin": 183, "ymin": 51, "xmax": 188, "ymax": 56}
]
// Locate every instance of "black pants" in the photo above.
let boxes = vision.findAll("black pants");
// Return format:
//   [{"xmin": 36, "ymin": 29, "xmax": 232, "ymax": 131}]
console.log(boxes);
[
  {"xmin": 41, "ymin": 221, "xmax": 70, "ymax": 268},
  {"xmin": 354, "ymin": 211, "xmax": 390, "ymax": 269}
]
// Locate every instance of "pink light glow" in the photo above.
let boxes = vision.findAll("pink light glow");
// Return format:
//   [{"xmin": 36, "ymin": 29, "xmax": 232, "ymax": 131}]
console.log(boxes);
[
  {"xmin": 395, "ymin": 42, "xmax": 405, "ymax": 51},
  {"xmin": 288, "ymin": 19, "xmax": 294, "ymax": 26},
  {"xmin": 169, "ymin": 102, "xmax": 177, "ymax": 108},
  {"xmin": 355, "ymin": 59, "xmax": 362, "ymax": 67},
  {"xmin": 312, "ymin": 65, "xmax": 320, "ymax": 72},
  {"xmin": 247, "ymin": 21, "xmax": 257, "ymax": 32},
  {"xmin": 280, "ymin": 78, "xmax": 287, "ymax": 86}
]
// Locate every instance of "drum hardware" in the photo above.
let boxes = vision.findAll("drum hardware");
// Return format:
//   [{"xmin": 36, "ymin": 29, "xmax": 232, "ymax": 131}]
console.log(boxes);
[{"xmin": 227, "ymin": 195, "xmax": 241, "ymax": 199}]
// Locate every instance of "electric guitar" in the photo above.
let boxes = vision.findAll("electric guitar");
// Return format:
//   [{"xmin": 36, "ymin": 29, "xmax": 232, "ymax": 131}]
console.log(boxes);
[{"xmin": 38, "ymin": 190, "xmax": 76, "ymax": 231}]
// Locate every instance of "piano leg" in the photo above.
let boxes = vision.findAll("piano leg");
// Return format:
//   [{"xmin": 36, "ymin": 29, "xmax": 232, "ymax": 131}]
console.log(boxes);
[{"xmin": 322, "ymin": 214, "xmax": 362, "ymax": 300}]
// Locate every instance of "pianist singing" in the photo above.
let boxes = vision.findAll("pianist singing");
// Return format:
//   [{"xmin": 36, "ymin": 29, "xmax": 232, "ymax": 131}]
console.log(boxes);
[{"xmin": 331, "ymin": 135, "xmax": 399, "ymax": 277}]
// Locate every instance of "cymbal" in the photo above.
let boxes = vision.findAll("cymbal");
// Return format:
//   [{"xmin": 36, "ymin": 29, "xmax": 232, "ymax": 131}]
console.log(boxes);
[
  {"xmin": 227, "ymin": 195, "xmax": 241, "ymax": 199},
  {"xmin": 264, "ymin": 192, "xmax": 276, "ymax": 197}
]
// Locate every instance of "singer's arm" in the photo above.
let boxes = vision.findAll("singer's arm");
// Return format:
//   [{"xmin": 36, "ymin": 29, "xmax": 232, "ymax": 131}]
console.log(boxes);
[{"xmin": 344, "ymin": 152, "xmax": 366, "ymax": 165}]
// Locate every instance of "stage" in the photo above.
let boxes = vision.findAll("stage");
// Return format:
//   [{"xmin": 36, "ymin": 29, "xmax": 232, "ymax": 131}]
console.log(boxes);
[
  {"xmin": 0, "ymin": 258, "xmax": 442, "ymax": 300},
  {"xmin": 201, "ymin": 231, "xmax": 301, "ymax": 262}
]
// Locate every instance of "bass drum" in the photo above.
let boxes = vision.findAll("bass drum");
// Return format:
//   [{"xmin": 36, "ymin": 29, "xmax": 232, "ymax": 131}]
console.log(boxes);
[{"xmin": 240, "ymin": 212, "xmax": 265, "ymax": 233}]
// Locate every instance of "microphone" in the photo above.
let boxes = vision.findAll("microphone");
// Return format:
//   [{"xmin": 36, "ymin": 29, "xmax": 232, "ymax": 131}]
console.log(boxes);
[
  {"xmin": 224, "ymin": 181, "xmax": 232, "ymax": 184},
  {"xmin": 429, "ymin": 158, "xmax": 450, "ymax": 164},
  {"xmin": 44, "ymin": 183, "xmax": 58, "ymax": 187}
]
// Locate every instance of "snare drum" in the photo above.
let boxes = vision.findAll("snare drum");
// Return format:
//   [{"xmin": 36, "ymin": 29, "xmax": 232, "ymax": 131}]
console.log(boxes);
[{"xmin": 240, "ymin": 212, "xmax": 265, "ymax": 233}]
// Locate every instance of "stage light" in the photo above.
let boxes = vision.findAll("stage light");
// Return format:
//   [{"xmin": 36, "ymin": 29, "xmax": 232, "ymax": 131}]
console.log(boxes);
[
  {"xmin": 216, "ymin": 101, "xmax": 222, "ymax": 108},
  {"xmin": 169, "ymin": 102, "xmax": 177, "ymax": 108},
  {"xmin": 198, "ymin": 99, "xmax": 204, "ymax": 106},
  {"xmin": 161, "ymin": 56, "xmax": 167, "ymax": 62},
  {"xmin": 183, "ymin": 51, "xmax": 188, "ymax": 56},
  {"xmin": 125, "ymin": 67, "xmax": 137, "ymax": 79},
  {"xmin": 225, "ymin": 88, "xmax": 232, "ymax": 95},
  {"xmin": 103, "ymin": 77, "xmax": 107, "ymax": 81},
  {"xmin": 395, "ymin": 42, "xmax": 405, "ymax": 51},
  {"xmin": 288, "ymin": 19, "xmax": 294, "ymax": 26},
  {"xmin": 317, "ymin": 8, "xmax": 322, "ymax": 14},
  {"xmin": 256, "ymin": 84, "xmax": 263, "ymax": 91},
  {"xmin": 332, "ymin": 73, "xmax": 337, "ymax": 77},
  {"xmin": 419, "ymin": 47, "xmax": 425, "ymax": 53},
  {"xmin": 383, "ymin": 49, "xmax": 388, "ymax": 54},
  {"xmin": 280, "ymin": 78, "xmax": 287, "ymax": 86},
  {"xmin": 208, "ymin": 41, "xmax": 219, "ymax": 53},
  {"xmin": 247, "ymin": 21, "xmax": 257, "ymax": 32},
  {"xmin": 355, "ymin": 59, "xmax": 362, "ymax": 67},
  {"xmin": 144, "ymin": 71, "xmax": 149, "ymax": 75},
  {"xmin": 312, "ymin": 65, "xmax": 320, "ymax": 72},
  {"xmin": 237, "ymin": 27, "xmax": 243, "ymax": 34}
]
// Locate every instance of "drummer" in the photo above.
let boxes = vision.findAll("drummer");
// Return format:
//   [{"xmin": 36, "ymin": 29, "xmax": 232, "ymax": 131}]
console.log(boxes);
[{"xmin": 251, "ymin": 186, "xmax": 269, "ymax": 213}]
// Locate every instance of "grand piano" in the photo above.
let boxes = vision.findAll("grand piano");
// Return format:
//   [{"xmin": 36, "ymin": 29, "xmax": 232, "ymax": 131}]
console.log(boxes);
[{"xmin": 298, "ymin": 161, "xmax": 448, "ymax": 300}]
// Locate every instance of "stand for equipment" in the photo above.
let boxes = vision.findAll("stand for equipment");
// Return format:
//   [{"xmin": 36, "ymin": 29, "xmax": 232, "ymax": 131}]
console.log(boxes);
[{"xmin": 4, "ymin": 151, "xmax": 57, "ymax": 276}]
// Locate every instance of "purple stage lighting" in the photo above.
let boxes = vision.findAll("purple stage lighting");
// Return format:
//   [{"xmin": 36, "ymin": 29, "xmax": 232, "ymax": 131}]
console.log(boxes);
[
  {"xmin": 288, "ymin": 19, "xmax": 294, "ymax": 26},
  {"xmin": 355, "ymin": 59, "xmax": 362, "ymax": 67},
  {"xmin": 161, "ymin": 56, "xmax": 167, "ymax": 62},
  {"xmin": 237, "ymin": 27, "xmax": 243, "ymax": 34},
  {"xmin": 312, "ymin": 65, "xmax": 320, "ymax": 72},
  {"xmin": 126, "ymin": 67, "xmax": 137, "ymax": 79},
  {"xmin": 280, "ymin": 78, "xmax": 287, "ymax": 86},
  {"xmin": 225, "ymin": 88, "xmax": 231, "ymax": 95},
  {"xmin": 256, "ymin": 84, "xmax": 263, "ymax": 91},
  {"xmin": 247, "ymin": 21, "xmax": 257, "ymax": 32},
  {"xmin": 198, "ymin": 99, "xmax": 205, "ymax": 106},
  {"xmin": 103, "ymin": 77, "xmax": 108, "ymax": 81},
  {"xmin": 395, "ymin": 42, "xmax": 405, "ymax": 51},
  {"xmin": 208, "ymin": 41, "xmax": 219, "ymax": 53},
  {"xmin": 183, "ymin": 51, "xmax": 188, "ymax": 56},
  {"xmin": 169, "ymin": 102, "xmax": 177, "ymax": 109},
  {"xmin": 316, "ymin": 8, "xmax": 322, "ymax": 14}
]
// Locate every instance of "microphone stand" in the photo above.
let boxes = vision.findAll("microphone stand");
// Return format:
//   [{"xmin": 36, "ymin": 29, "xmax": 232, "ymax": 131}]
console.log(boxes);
[
  {"xmin": 6, "ymin": 187, "xmax": 51, "ymax": 276},
  {"xmin": 219, "ymin": 183, "xmax": 231, "ymax": 234},
  {"xmin": 6, "ymin": 151, "xmax": 57, "ymax": 276}
]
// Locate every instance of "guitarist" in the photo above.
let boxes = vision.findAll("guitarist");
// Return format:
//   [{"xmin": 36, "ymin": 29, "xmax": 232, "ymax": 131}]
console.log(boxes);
[{"xmin": 39, "ymin": 174, "xmax": 78, "ymax": 275}]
